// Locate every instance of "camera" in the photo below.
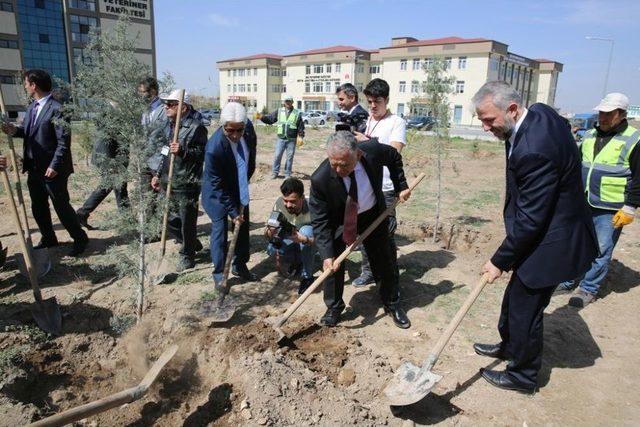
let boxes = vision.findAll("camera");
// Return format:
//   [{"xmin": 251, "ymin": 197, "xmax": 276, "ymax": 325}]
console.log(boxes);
[
  {"xmin": 267, "ymin": 211, "xmax": 296, "ymax": 248},
  {"xmin": 335, "ymin": 111, "xmax": 368, "ymax": 133}
]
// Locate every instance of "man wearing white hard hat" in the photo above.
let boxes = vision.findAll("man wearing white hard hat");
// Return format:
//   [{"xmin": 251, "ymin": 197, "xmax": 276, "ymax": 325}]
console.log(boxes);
[{"xmin": 556, "ymin": 93, "xmax": 640, "ymax": 307}]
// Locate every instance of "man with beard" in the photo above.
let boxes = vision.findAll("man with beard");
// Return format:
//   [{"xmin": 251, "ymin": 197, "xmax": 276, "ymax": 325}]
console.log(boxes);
[{"xmin": 471, "ymin": 81, "xmax": 598, "ymax": 393}]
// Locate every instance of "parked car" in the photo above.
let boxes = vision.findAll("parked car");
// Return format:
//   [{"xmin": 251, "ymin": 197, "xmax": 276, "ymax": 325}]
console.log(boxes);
[
  {"xmin": 308, "ymin": 110, "xmax": 328, "ymax": 121},
  {"xmin": 301, "ymin": 112, "xmax": 326, "ymax": 126},
  {"xmin": 199, "ymin": 108, "xmax": 220, "ymax": 120},
  {"xmin": 406, "ymin": 115, "xmax": 436, "ymax": 130}
]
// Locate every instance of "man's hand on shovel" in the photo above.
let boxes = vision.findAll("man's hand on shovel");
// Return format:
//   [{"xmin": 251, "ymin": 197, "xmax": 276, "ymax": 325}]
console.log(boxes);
[
  {"xmin": 323, "ymin": 257, "xmax": 340, "ymax": 273},
  {"xmin": 398, "ymin": 188, "xmax": 412, "ymax": 203},
  {"xmin": 481, "ymin": 260, "xmax": 502, "ymax": 284}
]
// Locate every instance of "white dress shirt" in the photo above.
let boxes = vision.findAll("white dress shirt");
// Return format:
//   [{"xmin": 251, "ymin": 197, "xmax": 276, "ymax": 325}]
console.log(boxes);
[
  {"xmin": 342, "ymin": 161, "xmax": 376, "ymax": 213},
  {"xmin": 508, "ymin": 108, "xmax": 528, "ymax": 158},
  {"xmin": 33, "ymin": 93, "xmax": 52, "ymax": 123}
]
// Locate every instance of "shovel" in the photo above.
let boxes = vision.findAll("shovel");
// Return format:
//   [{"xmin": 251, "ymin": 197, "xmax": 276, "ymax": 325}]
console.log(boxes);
[
  {"xmin": 0, "ymin": 89, "xmax": 51, "ymax": 278},
  {"xmin": 269, "ymin": 173, "xmax": 426, "ymax": 344},
  {"xmin": 384, "ymin": 275, "xmax": 489, "ymax": 406},
  {"xmin": 200, "ymin": 221, "xmax": 241, "ymax": 322},
  {"xmin": 28, "ymin": 344, "xmax": 179, "ymax": 427},
  {"xmin": 1, "ymin": 167, "xmax": 61, "ymax": 335},
  {"xmin": 149, "ymin": 89, "xmax": 185, "ymax": 286}
]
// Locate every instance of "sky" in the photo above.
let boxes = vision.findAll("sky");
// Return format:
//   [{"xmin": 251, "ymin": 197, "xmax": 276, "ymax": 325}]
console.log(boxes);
[{"xmin": 154, "ymin": 0, "xmax": 640, "ymax": 114}]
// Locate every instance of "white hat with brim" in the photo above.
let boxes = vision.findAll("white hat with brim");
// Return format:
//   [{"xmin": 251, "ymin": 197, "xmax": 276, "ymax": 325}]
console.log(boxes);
[
  {"xmin": 161, "ymin": 89, "xmax": 190, "ymax": 104},
  {"xmin": 283, "ymin": 96, "xmax": 294, "ymax": 102},
  {"xmin": 593, "ymin": 92, "xmax": 629, "ymax": 112}
]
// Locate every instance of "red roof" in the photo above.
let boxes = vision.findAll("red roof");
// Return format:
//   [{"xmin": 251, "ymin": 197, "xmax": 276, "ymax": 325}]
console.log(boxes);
[
  {"xmin": 217, "ymin": 53, "xmax": 283, "ymax": 63},
  {"xmin": 285, "ymin": 45, "xmax": 371, "ymax": 57},
  {"xmin": 534, "ymin": 58, "xmax": 556, "ymax": 63},
  {"xmin": 382, "ymin": 36, "xmax": 489, "ymax": 49}
]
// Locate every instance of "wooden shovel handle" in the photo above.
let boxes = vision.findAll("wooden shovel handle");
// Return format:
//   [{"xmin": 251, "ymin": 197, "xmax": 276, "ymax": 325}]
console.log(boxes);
[
  {"xmin": 275, "ymin": 172, "xmax": 426, "ymax": 328},
  {"xmin": 424, "ymin": 275, "xmax": 489, "ymax": 369},
  {"xmin": 216, "ymin": 219, "xmax": 242, "ymax": 305},
  {"xmin": 159, "ymin": 89, "xmax": 185, "ymax": 256}
]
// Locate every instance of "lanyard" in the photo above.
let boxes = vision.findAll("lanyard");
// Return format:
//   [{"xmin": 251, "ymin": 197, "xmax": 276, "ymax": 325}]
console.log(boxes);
[{"xmin": 365, "ymin": 110, "xmax": 389, "ymax": 138}]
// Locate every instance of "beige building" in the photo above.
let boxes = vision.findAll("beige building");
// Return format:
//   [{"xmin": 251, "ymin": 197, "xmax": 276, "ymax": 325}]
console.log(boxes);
[
  {"xmin": 0, "ymin": 0, "xmax": 156, "ymax": 116},
  {"xmin": 217, "ymin": 36, "xmax": 562, "ymax": 126}
]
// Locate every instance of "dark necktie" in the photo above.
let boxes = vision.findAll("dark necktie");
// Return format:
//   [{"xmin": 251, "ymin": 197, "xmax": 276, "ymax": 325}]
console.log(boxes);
[
  {"xmin": 28, "ymin": 103, "xmax": 39, "ymax": 133},
  {"xmin": 343, "ymin": 171, "xmax": 359, "ymax": 245}
]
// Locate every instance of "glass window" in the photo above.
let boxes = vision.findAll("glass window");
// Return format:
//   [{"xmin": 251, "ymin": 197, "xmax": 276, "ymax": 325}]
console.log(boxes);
[
  {"xmin": 355, "ymin": 63, "xmax": 364, "ymax": 73},
  {"xmin": 239, "ymin": 84, "xmax": 245, "ymax": 92},
  {"xmin": 282, "ymin": 84, "xmax": 286, "ymax": 93},
  {"xmin": 400, "ymin": 59, "xmax": 407, "ymax": 71},
  {"xmin": 313, "ymin": 82, "xmax": 322, "ymax": 92},
  {"xmin": 369, "ymin": 64, "xmax": 380, "ymax": 74},
  {"xmin": 325, "ymin": 81, "xmax": 331, "ymax": 93},
  {"xmin": 35, "ymin": 0, "xmax": 45, "ymax": 8},
  {"xmin": 233, "ymin": 84, "xmax": 237, "ymax": 92},
  {"xmin": 0, "ymin": 75, "xmax": 15, "ymax": 84},
  {"xmin": 73, "ymin": 47, "xmax": 93, "ymax": 66},
  {"xmin": 233, "ymin": 69, "xmax": 237, "ymax": 76},
  {"xmin": 253, "ymin": 83, "xmax": 257, "ymax": 92},
  {"xmin": 227, "ymin": 84, "xmax": 231, "ymax": 92},
  {"xmin": 444, "ymin": 57, "xmax": 452, "ymax": 70},
  {"xmin": 305, "ymin": 82, "xmax": 310, "ymax": 93},
  {"xmin": 313, "ymin": 64, "xmax": 323, "ymax": 74},
  {"xmin": 458, "ymin": 56, "xmax": 467, "ymax": 70},
  {"xmin": 0, "ymin": 39, "xmax": 19, "ymax": 49},
  {"xmin": 356, "ymin": 83, "xmax": 363, "ymax": 92},
  {"xmin": 455, "ymin": 80, "xmax": 465, "ymax": 94},
  {"xmin": 70, "ymin": 0, "xmax": 96, "ymax": 10},
  {"xmin": 399, "ymin": 81, "xmax": 406, "ymax": 93},
  {"xmin": 411, "ymin": 81, "xmax": 419, "ymax": 93},
  {"xmin": 70, "ymin": 14, "xmax": 97, "ymax": 44},
  {"xmin": 0, "ymin": 1, "xmax": 13, "ymax": 12},
  {"xmin": 253, "ymin": 68, "xmax": 258, "ymax": 76},
  {"xmin": 335, "ymin": 62, "xmax": 341, "ymax": 72},
  {"xmin": 238, "ymin": 69, "xmax": 245, "ymax": 76},
  {"xmin": 305, "ymin": 65, "xmax": 311, "ymax": 75},
  {"xmin": 412, "ymin": 58, "xmax": 420, "ymax": 70},
  {"xmin": 326, "ymin": 63, "xmax": 332, "ymax": 73}
]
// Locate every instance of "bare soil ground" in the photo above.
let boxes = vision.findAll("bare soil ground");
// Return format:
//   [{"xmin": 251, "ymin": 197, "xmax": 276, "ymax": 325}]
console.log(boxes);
[{"xmin": 0, "ymin": 125, "xmax": 639, "ymax": 426}]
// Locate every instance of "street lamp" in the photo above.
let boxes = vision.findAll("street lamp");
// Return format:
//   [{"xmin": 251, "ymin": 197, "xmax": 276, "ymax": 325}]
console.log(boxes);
[{"xmin": 585, "ymin": 36, "xmax": 614, "ymax": 98}]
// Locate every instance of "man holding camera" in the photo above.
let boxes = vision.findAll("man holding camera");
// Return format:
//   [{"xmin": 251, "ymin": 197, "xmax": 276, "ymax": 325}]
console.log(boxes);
[
  {"xmin": 335, "ymin": 83, "xmax": 368, "ymax": 134},
  {"xmin": 351, "ymin": 78, "xmax": 407, "ymax": 287},
  {"xmin": 265, "ymin": 178, "xmax": 316, "ymax": 295}
]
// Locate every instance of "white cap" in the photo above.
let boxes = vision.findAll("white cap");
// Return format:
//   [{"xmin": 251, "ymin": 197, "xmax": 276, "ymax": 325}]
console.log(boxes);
[
  {"xmin": 161, "ymin": 89, "xmax": 190, "ymax": 104},
  {"xmin": 593, "ymin": 92, "xmax": 629, "ymax": 112},
  {"xmin": 283, "ymin": 95, "xmax": 294, "ymax": 102}
]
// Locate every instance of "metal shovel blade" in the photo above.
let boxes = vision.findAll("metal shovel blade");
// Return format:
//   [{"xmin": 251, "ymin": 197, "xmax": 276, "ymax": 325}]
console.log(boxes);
[
  {"xmin": 200, "ymin": 296, "xmax": 237, "ymax": 323},
  {"xmin": 31, "ymin": 296, "xmax": 62, "ymax": 336},
  {"xmin": 17, "ymin": 248, "xmax": 51, "ymax": 279},
  {"xmin": 384, "ymin": 361, "xmax": 443, "ymax": 407}
]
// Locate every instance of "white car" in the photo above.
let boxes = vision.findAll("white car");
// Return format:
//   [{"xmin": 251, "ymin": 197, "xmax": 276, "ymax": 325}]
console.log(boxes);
[{"xmin": 302, "ymin": 112, "xmax": 326, "ymax": 126}]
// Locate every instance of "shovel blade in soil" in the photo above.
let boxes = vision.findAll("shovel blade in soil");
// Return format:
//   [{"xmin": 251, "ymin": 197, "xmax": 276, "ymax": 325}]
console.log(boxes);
[
  {"xmin": 31, "ymin": 297, "xmax": 62, "ymax": 336},
  {"xmin": 199, "ymin": 297, "xmax": 237, "ymax": 323},
  {"xmin": 149, "ymin": 256, "xmax": 173, "ymax": 286},
  {"xmin": 17, "ymin": 248, "xmax": 51, "ymax": 279},
  {"xmin": 384, "ymin": 361, "xmax": 442, "ymax": 406}
]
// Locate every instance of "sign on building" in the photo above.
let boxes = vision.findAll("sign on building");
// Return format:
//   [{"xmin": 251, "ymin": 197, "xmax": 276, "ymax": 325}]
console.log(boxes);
[{"xmin": 99, "ymin": 0, "xmax": 151, "ymax": 20}]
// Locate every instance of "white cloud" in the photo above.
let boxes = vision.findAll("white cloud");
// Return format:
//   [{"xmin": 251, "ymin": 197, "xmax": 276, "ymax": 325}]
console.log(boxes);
[{"xmin": 208, "ymin": 13, "xmax": 240, "ymax": 28}]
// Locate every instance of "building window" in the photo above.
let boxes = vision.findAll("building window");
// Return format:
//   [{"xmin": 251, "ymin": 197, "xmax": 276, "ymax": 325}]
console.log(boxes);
[
  {"xmin": 282, "ymin": 84, "xmax": 286, "ymax": 93},
  {"xmin": 238, "ymin": 69, "xmax": 245, "ymax": 77},
  {"xmin": 73, "ymin": 47, "xmax": 93, "ymax": 66},
  {"xmin": 334, "ymin": 81, "xmax": 340, "ymax": 92},
  {"xmin": 233, "ymin": 69, "xmax": 237, "ymax": 76},
  {"xmin": 355, "ymin": 63, "xmax": 364, "ymax": 73},
  {"xmin": 282, "ymin": 69, "xmax": 286, "ymax": 77},
  {"xmin": 458, "ymin": 56, "xmax": 467, "ymax": 70},
  {"xmin": 253, "ymin": 84, "xmax": 257, "ymax": 92},
  {"xmin": 70, "ymin": 0, "xmax": 96, "ymax": 10},
  {"xmin": 412, "ymin": 58, "xmax": 421, "ymax": 70},
  {"xmin": 70, "ymin": 14, "xmax": 97, "ymax": 44},
  {"xmin": 227, "ymin": 70, "xmax": 230, "ymax": 77},
  {"xmin": 239, "ymin": 84, "xmax": 245, "ymax": 92},
  {"xmin": 424, "ymin": 58, "xmax": 433, "ymax": 69},
  {"xmin": 444, "ymin": 57, "xmax": 452, "ymax": 70},
  {"xmin": 326, "ymin": 63, "xmax": 332, "ymax": 73},
  {"xmin": 305, "ymin": 82, "xmax": 310, "ymax": 93},
  {"xmin": 0, "ymin": 75, "xmax": 15, "ymax": 84},
  {"xmin": 356, "ymin": 83, "xmax": 363, "ymax": 92},
  {"xmin": 455, "ymin": 80, "xmax": 465, "ymax": 94},
  {"xmin": 313, "ymin": 64, "xmax": 323, "ymax": 74},
  {"xmin": 0, "ymin": 39, "xmax": 19, "ymax": 49},
  {"xmin": 227, "ymin": 84, "xmax": 231, "ymax": 92},
  {"xmin": 35, "ymin": 0, "xmax": 45, "ymax": 8},
  {"xmin": 369, "ymin": 64, "xmax": 380, "ymax": 74},
  {"xmin": 400, "ymin": 59, "xmax": 407, "ymax": 71},
  {"xmin": 269, "ymin": 68, "xmax": 281, "ymax": 77},
  {"xmin": 335, "ymin": 62, "xmax": 341, "ymax": 72},
  {"xmin": 399, "ymin": 81, "xmax": 406, "ymax": 93},
  {"xmin": 313, "ymin": 82, "xmax": 323, "ymax": 92},
  {"xmin": 233, "ymin": 84, "xmax": 237, "ymax": 92},
  {"xmin": 0, "ymin": 1, "xmax": 14, "ymax": 12},
  {"xmin": 325, "ymin": 81, "xmax": 331, "ymax": 93},
  {"xmin": 305, "ymin": 65, "xmax": 311, "ymax": 75},
  {"xmin": 489, "ymin": 57, "xmax": 499, "ymax": 72},
  {"xmin": 411, "ymin": 81, "xmax": 419, "ymax": 93},
  {"xmin": 253, "ymin": 68, "xmax": 258, "ymax": 76}
]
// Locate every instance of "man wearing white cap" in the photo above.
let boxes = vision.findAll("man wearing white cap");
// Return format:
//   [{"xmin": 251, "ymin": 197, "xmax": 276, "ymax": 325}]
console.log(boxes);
[
  {"xmin": 260, "ymin": 96, "xmax": 305, "ymax": 179},
  {"xmin": 556, "ymin": 93, "xmax": 640, "ymax": 307}
]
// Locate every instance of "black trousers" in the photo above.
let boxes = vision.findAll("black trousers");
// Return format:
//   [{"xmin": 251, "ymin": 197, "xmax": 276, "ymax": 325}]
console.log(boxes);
[
  {"xmin": 498, "ymin": 274, "xmax": 555, "ymax": 387},
  {"xmin": 27, "ymin": 172, "xmax": 86, "ymax": 242},
  {"xmin": 77, "ymin": 181, "xmax": 128, "ymax": 217},
  {"xmin": 210, "ymin": 205, "xmax": 251, "ymax": 275},
  {"xmin": 167, "ymin": 191, "xmax": 200, "ymax": 259},
  {"xmin": 360, "ymin": 190, "xmax": 397, "ymax": 278},
  {"xmin": 324, "ymin": 207, "xmax": 401, "ymax": 312}
]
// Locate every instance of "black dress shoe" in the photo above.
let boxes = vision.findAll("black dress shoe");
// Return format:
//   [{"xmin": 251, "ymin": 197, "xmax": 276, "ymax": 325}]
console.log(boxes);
[
  {"xmin": 480, "ymin": 368, "xmax": 536, "ymax": 394},
  {"xmin": 34, "ymin": 239, "xmax": 59, "ymax": 250},
  {"xmin": 69, "ymin": 235, "xmax": 89, "ymax": 257},
  {"xmin": 384, "ymin": 305, "xmax": 411, "ymax": 329},
  {"xmin": 76, "ymin": 210, "xmax": 94, "ymax": 230},
  {"xmin": 231, "ymin": 265, "xmax": 257, "ymax": 281},
  {"xmin": 320, "ymin": 309, "xmax": 341, "ymax": 327},
  {"xmin": 473, "ymin": 343, "xmax": 508, "ymax": 360}
]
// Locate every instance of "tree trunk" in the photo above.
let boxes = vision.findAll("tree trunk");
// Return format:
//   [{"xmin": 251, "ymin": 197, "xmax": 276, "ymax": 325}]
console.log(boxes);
[
  {"xmin": 136, "ymin": 171, "xmax": 146, "ymax": 322},
  {"xmin": 433, "ymin": 138, "xmax": 442, "ymax": 243}
]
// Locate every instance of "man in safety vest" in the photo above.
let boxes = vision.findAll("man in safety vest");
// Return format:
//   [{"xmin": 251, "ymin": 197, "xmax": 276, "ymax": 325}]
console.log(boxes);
[
  {"xmin": 557, "ymin": 93, "xmax": 640, "ymax": 307},
  {"xmin": 259, "ymin": 95, "xmax": 305, "ymax": 179}
]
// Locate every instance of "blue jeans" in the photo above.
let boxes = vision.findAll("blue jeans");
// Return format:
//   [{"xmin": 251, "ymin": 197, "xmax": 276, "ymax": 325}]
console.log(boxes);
[
  {"xmin": 267, "ymin": 225, "xmax": 315, "ymax": 279},
  {"xmin": 272, "ymin": 138, "xmax": 296, "ymax": 177},
  {"xmin": 576, "ymin": 208, "xmax": 622, "ymax": 295}
]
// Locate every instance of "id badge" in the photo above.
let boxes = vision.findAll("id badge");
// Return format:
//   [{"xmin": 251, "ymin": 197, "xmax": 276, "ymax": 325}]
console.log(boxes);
[{"xmin": 160, "ymin": 145, "xmax": 170, "ymax": 156}]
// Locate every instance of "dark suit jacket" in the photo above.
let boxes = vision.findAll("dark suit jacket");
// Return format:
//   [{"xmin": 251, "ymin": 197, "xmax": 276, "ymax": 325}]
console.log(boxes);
[
  {"xmin": 491, "ymin": 103, "xmax": 598, "ymax": 288},
  {"xmin": 309, "ymin": 140, "xmax": 409, "ymax": 261},
  {"xmin": 349, "ymin": 104, "xmax": 369, "ymax": 134},
  {"xmin": 201, "ymin": 119, "xmax": 257, "ymax": 220},
  {"xmin": 15, "ymin": 97, "xmax": 72, "ymax": 176}
]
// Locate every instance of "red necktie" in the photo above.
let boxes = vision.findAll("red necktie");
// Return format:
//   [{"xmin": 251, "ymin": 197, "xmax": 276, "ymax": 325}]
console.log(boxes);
[{"xmin": 343, "ymin": 172, "xmax": 359, "ymax": 245}]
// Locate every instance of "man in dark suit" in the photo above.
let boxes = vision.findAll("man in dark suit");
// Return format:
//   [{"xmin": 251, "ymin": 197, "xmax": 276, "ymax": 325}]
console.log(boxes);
[
  {"xmin": 335, "ymin": 83, "xmax": 368, "ymax": 133},
  {"xmin": 309, "ymin": 131, "xmax": 412, "ymax": 329},
  {"xmin": 471, "ymin": 81, "xmax": 598, "ymax": 393},
  {"xmin": 1, "ymin": 69, "xmax": 88, "ymax": 256},
  {"xmin": 201, "ymin": 102, "xmax": 257, "ymax": 286}
]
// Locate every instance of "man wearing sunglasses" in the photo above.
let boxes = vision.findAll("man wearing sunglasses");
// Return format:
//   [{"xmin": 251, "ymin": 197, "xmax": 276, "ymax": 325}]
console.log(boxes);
[{"xmin": 202, "ymin": 102, "xmax": 258, "ymax": 287}]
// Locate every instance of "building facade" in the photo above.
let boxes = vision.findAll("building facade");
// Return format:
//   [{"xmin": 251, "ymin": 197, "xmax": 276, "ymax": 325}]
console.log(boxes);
[
  {"xmin": 0, "ymin": 0, "xmax": 156, "ymax": 116},
  {"xmin": 217, "ymin": 36, "xmax": 562, "ymax": 126}
]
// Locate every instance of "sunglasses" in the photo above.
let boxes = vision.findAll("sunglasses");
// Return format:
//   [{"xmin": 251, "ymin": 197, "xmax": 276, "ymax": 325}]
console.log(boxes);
[{"xmin": 165, "ymin": 101, "xmax": 179, "ymax": 107}]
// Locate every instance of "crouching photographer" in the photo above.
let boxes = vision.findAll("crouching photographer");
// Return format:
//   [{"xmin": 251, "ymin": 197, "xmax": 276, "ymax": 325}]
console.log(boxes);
[{"xmin": 265, "ymin": 178, "xmax": 316, "ymax": 294}]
